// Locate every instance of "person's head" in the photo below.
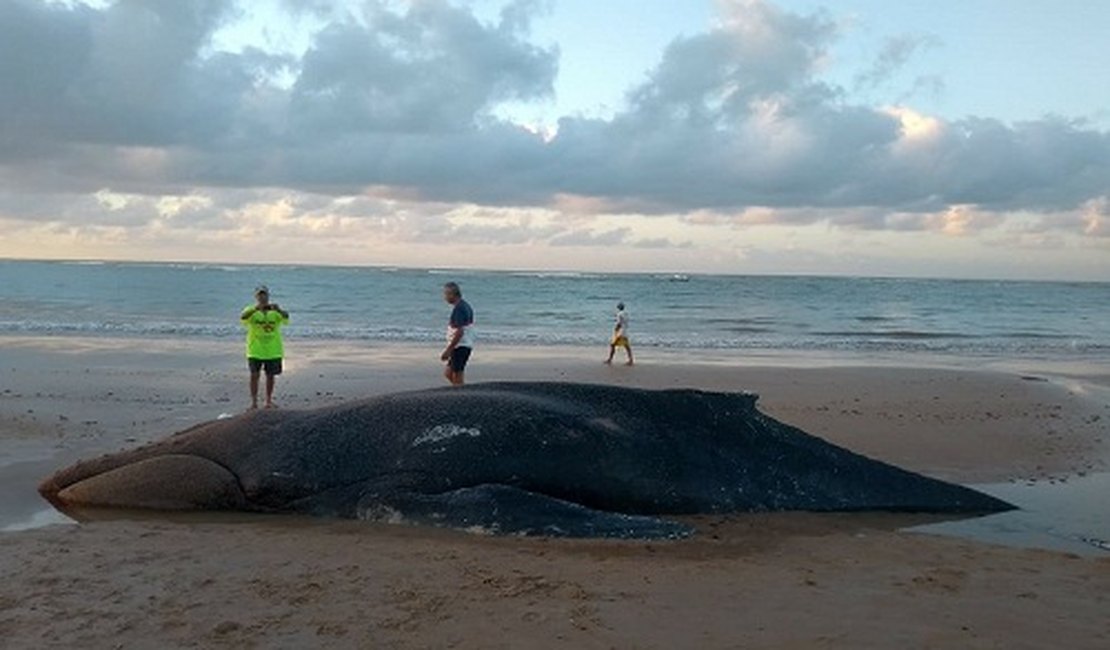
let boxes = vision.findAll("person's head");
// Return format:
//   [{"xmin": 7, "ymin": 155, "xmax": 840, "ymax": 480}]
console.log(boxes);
[
  {"xmin": 617, "ymin": 302, "xmax": 625, "ymax": 311},
  {"xmin": 255, "ymin": 285, "xmax": 270, "ymax": 306},
  {"xmin": 443, "ymin": 282, "xmax": 462, "ymax": 305}
]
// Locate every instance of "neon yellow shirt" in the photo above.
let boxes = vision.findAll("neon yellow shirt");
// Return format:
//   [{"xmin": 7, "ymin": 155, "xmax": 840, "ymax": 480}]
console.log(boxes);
[{"xmin": 241, "ymin": 305, "xmax": 288, "ymax": 360}]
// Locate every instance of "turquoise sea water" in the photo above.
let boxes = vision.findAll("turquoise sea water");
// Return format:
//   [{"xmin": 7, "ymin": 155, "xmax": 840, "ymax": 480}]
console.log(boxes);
[{"xmin": 1, "ymin": 260, "xmax": 1108, "ymax": 360}]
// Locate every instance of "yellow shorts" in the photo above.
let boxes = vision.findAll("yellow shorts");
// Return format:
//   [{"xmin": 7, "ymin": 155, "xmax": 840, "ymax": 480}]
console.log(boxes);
[{"xmin": 611, "ymin": 335, "xmax": 630, "ymax": 348}]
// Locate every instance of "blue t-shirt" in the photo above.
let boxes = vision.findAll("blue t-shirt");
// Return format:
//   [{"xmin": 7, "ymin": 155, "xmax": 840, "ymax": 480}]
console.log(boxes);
[{"xmin": 448, "ymin": 299, "xmax": 474, "ymax": 348}]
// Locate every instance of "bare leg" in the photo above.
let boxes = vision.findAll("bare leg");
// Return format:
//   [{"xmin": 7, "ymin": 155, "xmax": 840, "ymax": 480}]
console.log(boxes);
[
  {"xmin": 249, "ymin": 371, "xmax": 260, "ymax": 410},
  {"xmin": 453, "ymin": 371, "xmax": 465, "ymax": 386},
  {"xmin": 625, "ymin": 346, "xmax": 634, "ymax": 366},
  {"xmin": 443, "ymin": 364, "xmax": 454, "ymax": 384},
  {"xmin": 605, "ymin": 344, "xmax": 616, "ymax": 364},
  {"xmin": 265, "ymin": 374, "xmax": 277, "ymax": 408}
]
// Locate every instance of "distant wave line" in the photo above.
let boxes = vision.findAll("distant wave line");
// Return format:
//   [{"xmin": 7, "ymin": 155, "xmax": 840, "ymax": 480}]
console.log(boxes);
[{"xmin": 1, "ymin": 321, "xmax": 1102, "ymax": 355}]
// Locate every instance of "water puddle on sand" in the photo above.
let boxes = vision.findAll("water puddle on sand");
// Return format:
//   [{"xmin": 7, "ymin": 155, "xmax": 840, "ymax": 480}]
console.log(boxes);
[
  {"xmin": 908, "ymin": 472, "xmax": 1110, "ymax": 556},
  {"xmin": 0, "ymin": 456, "xmax": 77, "ymax": 532},
  {"xmin": 2, "ymin": 507, "xmax": 74, "ymax": 532}
]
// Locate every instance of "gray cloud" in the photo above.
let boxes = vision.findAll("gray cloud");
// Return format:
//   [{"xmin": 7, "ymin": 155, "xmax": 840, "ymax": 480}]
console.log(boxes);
[
  {"xmin": 1022, "ymin": 198, "xmax": 1110, "ymax": 240},
  {"xmin": 854, "ymin": 34, "xmax": 939, "ymax": 91},
  {"xmin": 632, "ymin": 236, "xmax": 692, "ymax": 249},
  {"xmin": 0, "ymin": 0, "xmax": 1107, "ymax": 226},
  {"xmin": 0, "ymin": 0, "xmax": 262, "ymax": 151},
  {"xmin": 288, "ymin": 0, "xmax": 556, "ymax": 135},
  {"xmin": 549, "ymin": 227, "xmax": 630, "ymax": 247}
]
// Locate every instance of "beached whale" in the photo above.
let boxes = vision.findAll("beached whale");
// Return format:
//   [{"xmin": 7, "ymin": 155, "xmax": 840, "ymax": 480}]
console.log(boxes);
[{"xmin": 39, "ymin": 382, "xmax": 1012, "ymax": 538}]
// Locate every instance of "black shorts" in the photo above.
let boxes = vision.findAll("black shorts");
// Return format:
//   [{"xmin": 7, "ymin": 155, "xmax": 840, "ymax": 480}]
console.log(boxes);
[
  {"xmin": 449, "ymin": 347, "xmax": 472, "ymax": 372},
  {"xmin": 248, "ymin": 358, "xmax": 283, "ymax": 376}
]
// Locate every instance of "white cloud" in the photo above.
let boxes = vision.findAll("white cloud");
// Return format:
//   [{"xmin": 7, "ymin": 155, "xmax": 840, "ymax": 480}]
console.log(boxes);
[
  {"xmin": 0, "ymin": 0, "xmax": 1108, "ymax": 278},
  {"xmin": 1, "ymin": 0, "xmax": 1106, "ymax": 216}
]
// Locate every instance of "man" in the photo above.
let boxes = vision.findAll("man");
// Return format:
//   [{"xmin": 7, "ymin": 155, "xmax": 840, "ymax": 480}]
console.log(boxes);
[
  {"xmin": 440, "ymin": 282, "xmax": 474, "ymax": 386},
  {"xmin": 605, "ymin": 301, "xmax": 634, "ymax": 366},
  {"xmin": 240, "ymin": 285, "xmax": 289, "ymax": 409}
]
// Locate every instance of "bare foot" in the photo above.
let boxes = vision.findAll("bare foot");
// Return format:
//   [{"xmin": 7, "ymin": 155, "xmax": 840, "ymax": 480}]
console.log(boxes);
[
  {"xmin": 248, "ymin": 403, "xmax": 258, "ymax": 411},
  {"xmin": 625, "ymin": 361, "xmax": 634, "ymax": 366},
  {"xmin": 265, "ymin": 402, "xmax": 279, "ymax": 409},
  {"xmin": 603, "ymin": 359, "xmax": 612, "ymax": 365}
]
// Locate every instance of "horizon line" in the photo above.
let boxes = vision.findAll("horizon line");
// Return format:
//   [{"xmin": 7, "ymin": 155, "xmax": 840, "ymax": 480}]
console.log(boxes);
[{"xmin": 1, "ymin": 255, "xmax": 1105, "ymax": 285}]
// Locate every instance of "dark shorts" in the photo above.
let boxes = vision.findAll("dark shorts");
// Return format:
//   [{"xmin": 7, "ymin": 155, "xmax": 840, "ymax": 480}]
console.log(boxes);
[
  {"xmin": 449, "ymin": 347, "xmax": 472, "ymax": 373},
  {"xmin": 248, "ymin": 358, "xmax": 283, "ymax": 376}
]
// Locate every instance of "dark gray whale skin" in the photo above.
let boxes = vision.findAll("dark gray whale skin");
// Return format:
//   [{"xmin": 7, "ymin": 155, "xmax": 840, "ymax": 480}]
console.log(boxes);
[{"xmin": 39, "ymin": 382, "xmax": 1013, "ymax": 538}]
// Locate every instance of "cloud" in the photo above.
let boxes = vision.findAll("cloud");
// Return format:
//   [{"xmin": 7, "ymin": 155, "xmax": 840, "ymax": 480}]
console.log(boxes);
[
  {"xmin": 546, "ymin": 2, "xmax": 1108, "ymax": 215},
  {"xmin": 0, "ymin": 0, "xmax": 258, "ymax": 151},
  {"xmin": 698, "ymin": 202, "xmax": 1009, "ymax": 236},
  {"xmin": 854, "ymin": 34, "xmax": 939, "ymax": 90},
  {"xmin": 1013, "ymin": 197, "xmax": 1110, "ymax": 241},
  {"xmin": 0, "ymin": 0, "xmax": 558, "ymax": 197},
  {"xmin": 549, "ymin": 227, "xmax": 631, "ymax": 247},
  {"xmin": 632, "ymin": 236, "xmax": 692, "ymax": 249},
  {"xmin": 288, "ymin": 0, "xmax": 556, "ymax": 135},
  {"xmin": 0, "ymin": 186, "xmax": 672, "ymax": 253},
  {"xmin": 1081, "ymin": 197, "xmax": 1110, "ymax": 237},
  {"xmin": 0, "ymin": 0, "xmax": 1107, "ymax": 238}
]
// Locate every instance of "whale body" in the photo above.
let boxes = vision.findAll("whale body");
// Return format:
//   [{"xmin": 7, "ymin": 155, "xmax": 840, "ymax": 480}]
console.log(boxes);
[{"xmin": 39, "ymin": 382, "xmax": 1013, "ymax": 538}]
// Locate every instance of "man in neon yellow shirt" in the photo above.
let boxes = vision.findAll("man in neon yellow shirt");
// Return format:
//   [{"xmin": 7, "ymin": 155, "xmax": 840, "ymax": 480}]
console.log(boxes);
[{"xmin": 240, "ymin": 285, "xmax": 289, "ymax": 409}]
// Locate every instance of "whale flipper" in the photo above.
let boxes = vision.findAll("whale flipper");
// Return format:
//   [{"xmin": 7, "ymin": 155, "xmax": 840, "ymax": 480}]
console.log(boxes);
[{"xmin": 358, "ymin": 485, "xmax": 693, "ymax": 539}]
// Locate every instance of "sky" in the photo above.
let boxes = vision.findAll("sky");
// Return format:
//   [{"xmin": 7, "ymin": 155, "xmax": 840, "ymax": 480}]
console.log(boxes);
[{"xmin": 0, "ymin": 0, "xmax": 1107, "ymax": 280}]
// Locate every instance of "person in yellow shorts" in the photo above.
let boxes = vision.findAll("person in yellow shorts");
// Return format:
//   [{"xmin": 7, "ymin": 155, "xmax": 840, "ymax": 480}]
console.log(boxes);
[
  {"xmin": 605, "ymin": 302, "xmax": 634, "ymax": 366},
  {"xmin": 240, "ymin": 285, "xmax": 289, "ymax": 409}
]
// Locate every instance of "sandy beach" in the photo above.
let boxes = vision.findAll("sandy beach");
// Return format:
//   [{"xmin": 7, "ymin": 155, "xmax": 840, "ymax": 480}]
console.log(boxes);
[{"xmin": 1, "ymin": 336, "xmax": 1108, "ymax": 648}]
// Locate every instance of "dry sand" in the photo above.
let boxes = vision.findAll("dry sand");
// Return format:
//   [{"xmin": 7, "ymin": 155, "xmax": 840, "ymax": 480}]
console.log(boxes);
[{"xmin": 1, "ymin": 336, "xmax": 1108, "ymax": 648}]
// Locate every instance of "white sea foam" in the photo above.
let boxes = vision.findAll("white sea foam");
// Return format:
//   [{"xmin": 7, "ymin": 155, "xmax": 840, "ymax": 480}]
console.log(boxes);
[
  {"xmin": 413, "ymin": 423, "xmax": 482, "ymax": 447},
  {"xmin": 359, "ymin": 504, "xmax": 407, "ymax": 525},
  {"xmin": 463, "ymin": 525, "xmax": 498, "ymax": 536}
]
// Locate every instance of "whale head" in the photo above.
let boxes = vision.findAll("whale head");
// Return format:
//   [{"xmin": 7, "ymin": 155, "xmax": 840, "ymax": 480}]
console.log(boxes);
[{"xmin": 38, "ymin": 415, "xmax": 259, "ymax": 515}]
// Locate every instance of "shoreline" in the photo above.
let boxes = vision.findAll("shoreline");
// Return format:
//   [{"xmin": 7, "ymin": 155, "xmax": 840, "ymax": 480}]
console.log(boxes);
[{"xmin": 3, "ymin": 332, "xmax": 1109, "ymax": 379}]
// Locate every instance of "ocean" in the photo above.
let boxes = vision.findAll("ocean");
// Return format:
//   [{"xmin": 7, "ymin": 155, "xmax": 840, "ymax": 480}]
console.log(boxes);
[{"xmin": 1, "ymin": 260, "xmax": 1108, "ymax": 360}]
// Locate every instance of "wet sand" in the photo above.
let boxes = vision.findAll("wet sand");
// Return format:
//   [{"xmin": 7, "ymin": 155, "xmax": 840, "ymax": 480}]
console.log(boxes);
[
  {"xmin": 1, "ymin": 336, "xmax": 1109, "ymax": 648},
  {"xmin": 4, "ymin": 514, "xmax": 1109, "ymax": 649}
]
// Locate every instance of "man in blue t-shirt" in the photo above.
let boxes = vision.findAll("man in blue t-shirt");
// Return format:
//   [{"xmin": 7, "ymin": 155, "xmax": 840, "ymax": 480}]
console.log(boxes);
[{"xmin": 440, "ymin": 281, "xmax": 474, "ymax": 386}]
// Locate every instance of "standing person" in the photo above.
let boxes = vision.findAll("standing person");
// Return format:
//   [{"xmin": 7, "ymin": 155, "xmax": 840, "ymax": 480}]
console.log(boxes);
[
  {"xmin": 240, "ymin": 285, "xmax": 289, "ymax": 409},
  {"xmin": 605, "ymin": 301, "xmax": 634, "ymax": 366},
  {"xmin": 440, "ymin": 282, "xmax": 474, "ymax": 386}
]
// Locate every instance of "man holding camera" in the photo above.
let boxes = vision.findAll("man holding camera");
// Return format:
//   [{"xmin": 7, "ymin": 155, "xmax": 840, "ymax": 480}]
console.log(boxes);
[{"xmin": 240, "ymin": 285, "xmax": 289, "ymax": 410}]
